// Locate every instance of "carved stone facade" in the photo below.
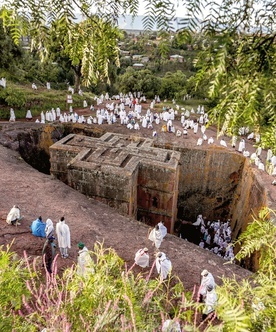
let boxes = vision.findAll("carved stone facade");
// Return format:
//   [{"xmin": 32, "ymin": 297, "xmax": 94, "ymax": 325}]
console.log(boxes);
[{"xmin": 50, "ymin": 133, "xmax": 181, "ymax": 233}]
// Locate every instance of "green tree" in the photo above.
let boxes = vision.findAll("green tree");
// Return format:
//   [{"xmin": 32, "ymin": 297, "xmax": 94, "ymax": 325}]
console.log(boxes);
[
  {"xmin": 188, "ymin": 1, "xmax": 276, "ymax": 149},
  {"xmin": 215, "ymin": 208, "xmax": 276, "ymax": 331},
  {"xmin": 160, "ymin": 70, "xmax": 186, "ymax": 99},
  {"xmin": 0, "ymin": 13, "xmax": 24, "ymax": 79},
  {"xmin": 0, "ymin": 3, "xmax": 123, "ymax": 90}
]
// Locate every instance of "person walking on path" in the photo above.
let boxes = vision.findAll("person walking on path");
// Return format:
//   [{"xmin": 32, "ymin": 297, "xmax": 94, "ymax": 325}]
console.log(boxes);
[{"xmin": 148, "ymin": 224, "xmax": 163, "ymax": 250}]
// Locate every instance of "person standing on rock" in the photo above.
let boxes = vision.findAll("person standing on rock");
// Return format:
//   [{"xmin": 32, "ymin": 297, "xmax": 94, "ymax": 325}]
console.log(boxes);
[
  {"xmin": 134, "ymin": 247, "xmax": 150, "ymax": 268},
  {"xmin": 199, "ymin": 269, "xmax": 216, "ymax": 302},
  {"xmin": 155, "ymin": 252, "xmax": 172, "ymax": 281},
  {"xmin": 77, "ymin": 242, "xmax": 94, "ymax": 277},
  {"xmin": 45, "ymin": 218, "xmax": 54, "ymax": 239},
  {"xmin": 56, "ymin": 216, "xmax": 71, "ymax": 258},
  {"xmin": 148, "ymin": 224, "xmax": 163, "ymax": 250},
  {"xmin": 202, "ymin": 284, "xmax": 217, "ymax": 321},
  {"xmin": 157, "ymin": 221, "xmax": 167, "ymax": 240}
]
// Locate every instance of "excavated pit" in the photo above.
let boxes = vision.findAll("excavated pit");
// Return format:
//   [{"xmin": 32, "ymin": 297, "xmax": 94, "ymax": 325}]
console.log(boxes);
[{"xmin": 5, "ymin": 123, "xmax": 274, "ymax": 270}]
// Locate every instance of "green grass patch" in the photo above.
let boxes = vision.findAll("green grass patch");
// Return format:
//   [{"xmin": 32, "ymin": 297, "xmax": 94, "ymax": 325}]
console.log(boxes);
[{"xmin": 0, "ymin": 83, "xmax": 95, "ymax": 119}]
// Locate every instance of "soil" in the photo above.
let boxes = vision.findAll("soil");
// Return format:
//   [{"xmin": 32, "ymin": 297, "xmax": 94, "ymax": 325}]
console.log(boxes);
[{"xmin": 0, "ymin": 100, "xmax": 275, "ymax": 296}]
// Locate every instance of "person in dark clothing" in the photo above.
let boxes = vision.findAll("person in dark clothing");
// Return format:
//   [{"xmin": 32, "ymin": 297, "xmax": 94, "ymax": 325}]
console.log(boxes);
[{"xmin": 42, "ymin": 236, "xmax": 56, "ymax": 273}]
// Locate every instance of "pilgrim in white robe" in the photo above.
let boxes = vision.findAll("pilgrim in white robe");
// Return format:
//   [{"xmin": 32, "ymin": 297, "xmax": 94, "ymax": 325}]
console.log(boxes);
[
  {"xmin": 199, "ymin": 270, "xmax": 216, "ymax": 297},
  {"xmin": 45, "ymin": 219, "xmax": 54, "ymax": 238},
  {"xmin": 256, "ymin": 146, "xmax": 262, "ymax": 156},
  {"xmin": 77, "ymin": 245, "xmax": 94, "ymax": 277},
  {"xmin": 193, "ymin": 214, "xmax": 205, "ymax": 226},
  {"xmin": 220, "ymin": 139, "xmax": 227, "ymax": 147},
  {"xmin": 56, "ymin": 217, "xmax": 71, "ymax": 258},
  {"xmin": 203, "ymin": 286, "xmax": 217, "ymax": 317},
  {"xmin": 157, "ymin": 221, "xmax": 167, "ymax": 239},
  {"xmin": 9, "ymin": 108, "xmax": 16, "ymax": 122},
  {"xmin": 56, "ymin": 107, "xmax": 61, "ymax": 117},
  {"xmin": 6, "ymin": 205, "xmax": 21, "ymax": 225},
  {"xmin": 208, "ymin": 137, "xmax": 214, "ymax": 144},
  {"xmin": 193, "ymin": 122, "xmax": 199, "ymax": 134},
  {"xmin": 238, "ymin": 139, "xmax": 245, "ymax": 152},
  {"xmin": 148, "ymin": 225, "xmax": 163, "ymax": 249},
  {"xmin": 176, "ymin": 129, "xmax": 182, "ymax": 137},
  {"xmin": 197, "ymin": 138, "xmax": 203, "ymax": 146},
  {"xmin": 142, "ymin": 117, "xmax": 147, "ymax": 128},
  {"xmin": 156, "ymin": 252, "xmax": 172, "ymax": 281},
  {"xmin": 162, "ymin": 320, "xmax": 181, "ymax": 332},
  {"xmin": 26, "ymin": 110, "xmax": 32, "ymax": 120},
  {"xmin": 266, "ymin": 149, "xmax": 273, "ymax": 161},
  {"xmin": 134, "ymin": 248, "xmax": 149, "ymax": 268},
  {"xmin": 40, "ymin": 112, "xmax": 45, "ymax": 123}
]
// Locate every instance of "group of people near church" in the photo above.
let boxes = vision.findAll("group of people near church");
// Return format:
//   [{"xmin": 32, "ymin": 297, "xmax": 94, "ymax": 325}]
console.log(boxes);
[
  {"xmin": 193, "ymin": 215, "xmax": 235, "ymax": 261},
  {"xmin": 134, "ymin": 221, "xmax": 171, "ymax": 281},
  {"xmin": 30, "ymin": 215, "xmax": 71, "ymax": 273},
  {"xmin": 8, "ymin": 89, "xmax": 276, "ymax": 184},
  {"xmin": 6, "ymin": 204, "xmax": 219, "ymax": 327},
  {"xmin": 5, "ymin": 206, "xmax": 93, "ymax": 275},
  {"xmin": 134, "ymin": 218, "xmax": 218, "ymax": 327}
]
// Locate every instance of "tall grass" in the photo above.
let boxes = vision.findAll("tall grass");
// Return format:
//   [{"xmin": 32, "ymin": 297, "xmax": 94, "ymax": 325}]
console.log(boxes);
[{"xmin": 0, "ymin": 242, "xmax": 222, "ymax": 331}]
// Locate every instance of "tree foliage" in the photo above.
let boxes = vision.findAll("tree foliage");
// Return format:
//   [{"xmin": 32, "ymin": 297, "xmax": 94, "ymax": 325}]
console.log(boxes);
[
  {"xmin": 1, "ymin": 0, "xmax": 275, "ymax": 147},
  {"xmin": 1, "ymin": 208, "xmax": 276, "ymax": 331},
  {"xmin": 0, "ymin": 1, "xmax": 123, "ymax": 89},
  {"xmin": 215, "ymin": 208, "xmax": 276, "ymax": 331},
  {"xmin": 188, "ymin": 1, "xmax": 276, "ymax": 149},
  {"xmin": 116, "ymin": 67, "xmax": 162, "ymax": 98}
]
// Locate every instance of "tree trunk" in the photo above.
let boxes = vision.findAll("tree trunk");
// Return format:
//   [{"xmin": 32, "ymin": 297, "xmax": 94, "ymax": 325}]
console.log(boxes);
[{"xmin": 72, "ymin": 64, "xmax": 82, "ymax": 92}]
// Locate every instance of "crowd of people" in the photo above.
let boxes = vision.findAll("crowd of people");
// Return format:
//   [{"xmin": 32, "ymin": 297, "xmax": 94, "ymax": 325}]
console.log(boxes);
[
  {"xmin": 5, "ymin": 204, "xmax": 218, "ymax": 327},
  {"xmin": 7, "ymin": 88, "xmax": 276, "ymax": 184},
  {"xmin": 5, "ymin": 89, "xmax": 274, "ymax": 329},
  {"xmin": 193, "ymin": 215, "xmax": 235, "ymax": 262},
  {"xmin": 8, "ymin": 90, "xmax": 275, "ymax": 184}
]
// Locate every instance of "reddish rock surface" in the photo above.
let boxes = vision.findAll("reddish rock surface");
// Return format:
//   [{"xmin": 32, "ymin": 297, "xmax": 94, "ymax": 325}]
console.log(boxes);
[{"xmin": 1, "ymin": 103, "xmax": 275, "ymax": 291}]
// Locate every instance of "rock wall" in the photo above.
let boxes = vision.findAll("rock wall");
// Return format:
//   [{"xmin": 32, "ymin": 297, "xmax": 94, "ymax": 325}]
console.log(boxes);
[
  {"xmin": 175, "ymin": 146, "xmax": 244, "ymax": 222},
  {"xmin": 1, "ymin": 122, "xmax": 274, "ymax": 271}
]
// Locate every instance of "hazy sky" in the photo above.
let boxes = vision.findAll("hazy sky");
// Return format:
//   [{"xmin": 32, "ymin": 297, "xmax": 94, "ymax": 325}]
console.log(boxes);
[{"xmin": 137, "ymin": 0, "xmax": 220, "ymax": 17}]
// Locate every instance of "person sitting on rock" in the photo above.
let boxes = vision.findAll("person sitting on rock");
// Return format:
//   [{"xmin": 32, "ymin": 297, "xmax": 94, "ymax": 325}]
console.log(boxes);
[
  {"xmin": 6, "ymin": 205, "xmax": 22, "ymax": 226},
  {"xmin": 30, "ymin": 216, "xmax": 46, "ymax": 237}
]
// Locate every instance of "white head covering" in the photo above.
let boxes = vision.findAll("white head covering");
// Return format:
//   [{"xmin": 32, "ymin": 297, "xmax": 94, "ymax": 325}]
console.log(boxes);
[
  {"xmin": 201, "ymin": 269, "xmax": 209, "ymax": 276},
  {"xmin": 45, "ymin": 218, "xmax": 54, "ymax": 238}
]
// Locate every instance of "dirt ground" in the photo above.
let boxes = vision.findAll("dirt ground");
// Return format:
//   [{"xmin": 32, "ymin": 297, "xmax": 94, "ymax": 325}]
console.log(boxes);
[{"xmin": 0, "ymin": 101, "xmax": 275, "ymax": 294}]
